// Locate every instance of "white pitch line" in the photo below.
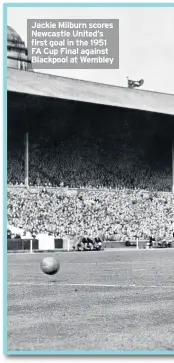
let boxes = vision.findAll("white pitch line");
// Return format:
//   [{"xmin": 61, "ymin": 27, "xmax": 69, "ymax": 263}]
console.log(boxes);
[
  {"xmin": 132, "ymin": 269, "xmax": 146, "ymax": 271},
  {"xmin": 7, "ymin": 282, "xmax": 174, "ymax": 288}
]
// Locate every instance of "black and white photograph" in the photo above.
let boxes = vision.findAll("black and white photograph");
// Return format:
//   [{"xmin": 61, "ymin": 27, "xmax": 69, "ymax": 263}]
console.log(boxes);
[{"xmin": 5, "ymin": 3, "xmax": 174, "ymax": 355}]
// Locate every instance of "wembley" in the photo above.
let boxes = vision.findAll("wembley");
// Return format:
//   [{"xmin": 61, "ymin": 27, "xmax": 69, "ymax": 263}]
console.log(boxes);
[
  {"xmin": 80, "ymin": 55, "xmax": 114, "ymax": 64},
  {"xmin": 6, "ymin": 22, "xmax": 174, "ymax": 353}
]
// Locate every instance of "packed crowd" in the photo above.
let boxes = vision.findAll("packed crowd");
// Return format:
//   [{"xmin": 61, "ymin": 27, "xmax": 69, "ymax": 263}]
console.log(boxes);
[
  {"xmin": 7, "ymin": 188, "xmax": 174, "ymax": 241},
  {"xmin": 8, "ymin": 135, "xmax": 172, "ymax": 191},
  {"xmin": 8, "ymin": 100, "xmax": 174, "ymax": 240}
]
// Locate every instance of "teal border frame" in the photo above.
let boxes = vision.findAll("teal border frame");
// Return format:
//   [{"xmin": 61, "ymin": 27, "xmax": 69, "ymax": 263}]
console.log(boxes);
[{"xmin": 4, "ymin": 2, "xmax": 174, "ymax": 356}]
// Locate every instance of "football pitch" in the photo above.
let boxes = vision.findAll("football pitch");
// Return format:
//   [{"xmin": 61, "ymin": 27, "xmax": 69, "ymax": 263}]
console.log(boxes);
[{"xmin": 7, "ymin": 249, "xmax": 174, "ymax": 353}]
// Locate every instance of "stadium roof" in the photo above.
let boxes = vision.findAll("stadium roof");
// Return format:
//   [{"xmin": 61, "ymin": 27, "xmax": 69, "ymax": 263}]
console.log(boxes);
[{"xmin": 7, "ymin": 68, "xmax": 174, "ymax": 115}]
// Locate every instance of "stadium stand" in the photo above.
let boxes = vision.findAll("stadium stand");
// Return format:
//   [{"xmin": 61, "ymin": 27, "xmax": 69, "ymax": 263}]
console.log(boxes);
[{"xmin": 7, "ymin": 90, "xmax": 174, "ymax": 242}]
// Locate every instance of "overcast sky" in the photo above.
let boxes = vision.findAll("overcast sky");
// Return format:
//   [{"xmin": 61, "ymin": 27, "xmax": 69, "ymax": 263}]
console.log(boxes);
[{"xmin": 7, "ymin": 5, "xmax": 174, "ymax": 94}]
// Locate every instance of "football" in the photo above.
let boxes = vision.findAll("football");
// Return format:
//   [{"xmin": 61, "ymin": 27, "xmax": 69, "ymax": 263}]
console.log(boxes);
[{"xmin": 40, "ymin": 257, "xmax": 60, "ymax": 275}]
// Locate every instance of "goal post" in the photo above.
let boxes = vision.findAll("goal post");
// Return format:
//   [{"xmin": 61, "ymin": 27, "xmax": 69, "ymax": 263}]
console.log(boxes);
[
  {"xmin": 67, "ymin": 237, "xmax": 70, "ymax": 252},
  {"xmin": 30, "ymin": 239, "xmax": 33, "ymax": 253},
  {"xmin": 136, "ymin": 237, "xmax": 139, "ymax": 249}
]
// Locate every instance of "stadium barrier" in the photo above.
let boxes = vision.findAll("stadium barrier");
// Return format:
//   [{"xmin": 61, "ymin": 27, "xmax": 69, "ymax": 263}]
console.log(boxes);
[
  {"xmin": 103, "ymin": 240, "xmax": 147, "ymax": 249},
  {"xmin": 8, "ymin": 237, "xmax": 68, "ymax": 252},
  {"xmin": 7, "ymin": 185, "xmax": 172, "ymax": 196},
  {"xmin": 7, "ymin": 238, "xmax": 174, "ymax": 253},
  {"xmin": 7, "ymin": 239, "xmax": 39, "ymax": 251},
  {"xmin": 103, "ymin": 241, "xmax": 127, "ymax": 249},
  {"xmin": 54, "ymin": 238, "xmax": 63, "ymax": 249}
]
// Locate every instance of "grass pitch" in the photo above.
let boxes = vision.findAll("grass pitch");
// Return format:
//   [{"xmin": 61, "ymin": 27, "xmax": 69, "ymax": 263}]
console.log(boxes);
[{"xmin": 7, "ymin": 249, "xmax": 174, "ymax": 352}]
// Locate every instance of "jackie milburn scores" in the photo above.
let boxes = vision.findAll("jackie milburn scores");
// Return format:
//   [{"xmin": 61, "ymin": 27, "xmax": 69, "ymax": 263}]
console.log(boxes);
[{"xmin": 31, "ymin": 21, "xmax": 114, "ymax": 29}]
